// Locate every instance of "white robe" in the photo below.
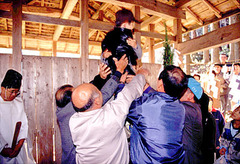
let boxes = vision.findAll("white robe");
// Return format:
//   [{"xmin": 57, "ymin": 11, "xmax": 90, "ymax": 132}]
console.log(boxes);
[{"xmin": 0, "ymin": 96, "xmax": 35, "ymax": 164}]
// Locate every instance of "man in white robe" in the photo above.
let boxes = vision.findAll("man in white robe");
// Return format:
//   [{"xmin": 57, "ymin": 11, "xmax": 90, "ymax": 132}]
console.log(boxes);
[{"xmin": 0, "ymin": 69, "xmax": 35, "ymax": 163}]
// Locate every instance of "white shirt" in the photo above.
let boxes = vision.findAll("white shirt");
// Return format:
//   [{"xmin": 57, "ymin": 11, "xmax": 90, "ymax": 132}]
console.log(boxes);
[
  {"xmin": 0, "ymin": 96, "xmax": 35, "ymax": 164},
  {"xmin": 70, "ymin": 74, "xmax": 145, "ymax": 164}
]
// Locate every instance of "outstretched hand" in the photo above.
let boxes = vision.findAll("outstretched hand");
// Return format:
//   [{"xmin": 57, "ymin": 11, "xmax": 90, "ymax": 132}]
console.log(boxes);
[
  {"xmin": 113, "ymin": 54, "xmax": 128, "ymax": 73},
  {"xmin": 99, "ymin": 63, "xmax": 111, "ymax": 79}
]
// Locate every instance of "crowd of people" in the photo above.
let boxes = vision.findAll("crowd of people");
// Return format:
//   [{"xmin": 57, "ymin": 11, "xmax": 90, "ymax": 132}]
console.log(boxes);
[{"xmin": 0, "ymin": 8, "xmax": 240, "ymax": 164}]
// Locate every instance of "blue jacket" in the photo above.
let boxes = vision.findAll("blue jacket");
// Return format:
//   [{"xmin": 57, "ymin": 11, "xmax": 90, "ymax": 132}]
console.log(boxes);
[{"xmin": 128, "ymin": 91, "xmax": 185, "ymax": 163}]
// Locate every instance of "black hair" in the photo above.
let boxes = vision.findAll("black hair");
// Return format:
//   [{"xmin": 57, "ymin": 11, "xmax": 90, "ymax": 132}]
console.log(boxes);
[
  {"xmin": 1, "ymin": 69, "xmax": 22, "ymax": 89},
  {"xmin": 55, "ymin": 84, "xmax": 73, "ymax": 108},
  {"xmin": 158, "ymin": 65, "xmax": 187, "ymax": 98}
]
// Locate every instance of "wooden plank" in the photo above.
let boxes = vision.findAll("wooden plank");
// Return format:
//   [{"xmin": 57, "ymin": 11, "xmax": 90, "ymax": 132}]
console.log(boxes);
[
  {"xmin": 12, "ymin": 0, "xmax": 22, "ymax": 71},
  {"xmin": 0, "ymin": 54, "xmax": 10, "ymax": 82},
  {"xmin": 66, "ymin": 58, "xmax": 81, "ymax": 87},
  {"xmin": 89, "ymin": 59, "xmax": 100, "ymax": 83},
  {"xmin": 178, "ymin": 22, "xmax": 240, "ymax": 55},
  {"xmin": 22, "ymin": 56, "xmax": 37, "ymax": 162},
  {"xmin": 202, "ymin": 0, "xmax": 221, "ymax": 18},
  {"xmin": 52, "ymin": 57, "xmax": 69, "ymax": 164},
  {"xmin": 95, "ymin": 0, "xmax": 186, "ymax": 19},
  {"xmin": 185, "ymin": 6, "xmax": 204, "ymax": 25},
  {"xmin": 34, "ymin": 56, "xmax": 53, "ymax": 163}
]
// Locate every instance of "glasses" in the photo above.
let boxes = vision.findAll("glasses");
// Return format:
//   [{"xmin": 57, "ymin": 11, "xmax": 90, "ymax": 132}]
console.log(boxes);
[{"xmin": 6, "ymin": 88, "xmax": 20, "ymax": 96}]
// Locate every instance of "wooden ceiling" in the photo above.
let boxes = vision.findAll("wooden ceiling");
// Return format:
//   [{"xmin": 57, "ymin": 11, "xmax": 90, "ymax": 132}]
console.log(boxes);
[{"xmin": 0, "ymin": 0, "xmax": 239, "ymax": 57}]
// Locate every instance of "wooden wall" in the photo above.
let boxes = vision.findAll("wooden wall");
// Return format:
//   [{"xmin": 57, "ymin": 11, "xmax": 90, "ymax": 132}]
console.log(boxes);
[{"xmin": 0, "ymin": 54, "xmax": 161, "ymax": 163}]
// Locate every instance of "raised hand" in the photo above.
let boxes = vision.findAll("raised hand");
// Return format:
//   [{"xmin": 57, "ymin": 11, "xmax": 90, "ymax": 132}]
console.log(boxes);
[
  {"xmin": 113, "ymin": 54, "xmax": 128, "ymax": 74},
  {"xmin": 99, "ymin": 63, "xmax": 111, "ymax": 79}
]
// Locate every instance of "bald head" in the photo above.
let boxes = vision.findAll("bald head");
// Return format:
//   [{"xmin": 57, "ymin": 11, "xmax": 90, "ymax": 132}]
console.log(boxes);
[{"xmin": 71, "ymin": 83, "xmax": 102, "ymax": 112}]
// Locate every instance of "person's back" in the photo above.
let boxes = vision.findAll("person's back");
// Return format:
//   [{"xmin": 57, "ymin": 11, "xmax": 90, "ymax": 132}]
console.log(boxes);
[
  {"xmin": 128, "ymin": 65, "xmax": 187, "ymax": 163},
  {"xmin": 180, "ymin": 77, "xmax": 204, "ymax": 164},
  {"xmin": 199, "ymin": 93, "xmax": 216, "ymax": 164}
]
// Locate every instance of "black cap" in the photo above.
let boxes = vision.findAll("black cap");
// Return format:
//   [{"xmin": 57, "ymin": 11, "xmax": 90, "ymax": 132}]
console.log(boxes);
[
  {"xmin": 214, "ymin": 63, "xmax": 224, "ymax": 67},
  {"xmin": 115, "ymin": 8, "xmax": 140, "ymax": 27},
  {"xmin": 1, "ymin": 69, "xmax": 22, "ymax": 89}
]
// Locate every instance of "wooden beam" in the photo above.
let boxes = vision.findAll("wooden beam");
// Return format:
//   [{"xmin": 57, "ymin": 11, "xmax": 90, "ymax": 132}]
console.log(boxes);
[
  {"xmin": 0, "ymin": 31, "xmax": 102, "ymax": 46},
  {"xmin": 231, "ymin": 0, "xmax": 240, "ymax": 9},
  {"xmin": 91, "ymin": 3, "xmax": 109, "ymax": 19},
  {"xmin": 0, "ymin": 10, "xmax": 176, "ymax": 40},
  {"xmin": 141, "ymin": 16, "xmax": 160, "ymax": 29},
  {"xmin": 141, "ymin": 30, "xmax": 176, "ymax": 41},
  {"xmin": 53, "ymin": 0, "xmax": 78, "ymax": 41},
  {"xmin": 12, "ymin": 0, "xmax": 22, "ymax": 71},
  {"xmin": 89, "ymin": 3, "xmax": 109, "ymax": 39},
  {"xmin": 185, "ymin": 7, "xmax": 203, "ymax": 25},
  {"xmin": 175, "ymin": 0, "xmax": 193, "ymax": 8},
  {"xmin": 178, "ymin": 22, "xmax": 240, "ymax": 55},
  {"xmin": 133, "ymin": 6, "xmax": 141, "ymax": 44},
  {"xmin": 80, "ymin": 0, "xmax": 90, "ymax": 83},
  {"xmin": 202, "ymin": 0, "xmax": 221, "ymax": 18},
  {"xmin": 95, "ymin": 0, "xmax": 186, "ymax": 19}
]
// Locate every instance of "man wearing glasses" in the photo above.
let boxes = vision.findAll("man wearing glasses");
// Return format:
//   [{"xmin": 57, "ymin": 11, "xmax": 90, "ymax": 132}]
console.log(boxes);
[{"xmin": 0, "ymin": 69, "xmax": 35, "ymax": 163}]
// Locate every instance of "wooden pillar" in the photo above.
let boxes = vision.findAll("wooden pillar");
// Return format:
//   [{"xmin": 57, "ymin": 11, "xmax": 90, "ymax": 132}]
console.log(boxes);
[
  {"xmin": 12, "ymin": 0, "xmax": 22, "ymax": 72},
  {"xmin": 185, "ymin": 55, "xmax": 191, "ymax": 75},
  {"xmin": 229, "ymin": 14, "xmax": 240, "ymax": 62},
  {"xmin": 203, "ymin": 25, "xmax": 209, "ymax": 63},
  {"xmin": 183, "ymin": 33, "xmax": 191, "ymax": 74},
  {"xmin": 80, "ymin": 0, "xmax": 89, "ymax": 83},
  {"xmin": 212, "ymin": 22, "xmax": 220, "ymax": 64},
  {"xmin": 148, "ymin": 24, "xmax": 155, "ymax": 63},
  {"xmin": 173, "ymin": 18, "xmax": 183, "ymax": 68},
  {"xmin": 133, "ymin": 6, "xmax": 141, "ymax": 45},
  {"xmin": 52, "ymin": 41, "xmax": 57, "ymax": 57}
]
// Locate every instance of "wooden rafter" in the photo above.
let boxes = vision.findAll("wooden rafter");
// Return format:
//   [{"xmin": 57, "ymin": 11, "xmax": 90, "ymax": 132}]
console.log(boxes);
[
  {"xmin": 89, "ymin": 3, "xmax": 109, "ymax": 39},
  {"xmin": 231, "ymin": 0, "xmax": 240, "ymax": 9},
  {"xmin": 95, "ymin": 0, "xmax": 186, "ymax": 19},
  {"xmin": 39, "ymin": 23, "xmax": 42, "ymax": 35},
  {"xmin": 185, "ymin": 7, "xmax": 203, "ymax": 25},
  {"xmin": 91, "ymin": 3, "xmax": 109, "ymax": 19},
  {"xmin": 4, "ymin": 18, "xmax": 7, "ymax": 30},
  {"xmin": 41, "ymin": 0, "xmax": 44, "ymax": 7},
  {"xmin": 141, "ymin": 16, "xmax": 160, "ymax": 29},
  {"xmin": 69, "ymin": 27, "xmax": 73, "ymax": 38},
  {"xmin": 157, "ymin": 21, "xmax": 174, "ymax": 35},
  {"xmin": 202, "ymin": 0, "xmax": 221, "ymax": 18},
  {"xmin": 175, "ymin": 0, "xmax": 192, "ymax": 8},
  {"xmin": 53, "ymin": 0, "xmax": 78, "ymax": 41}
]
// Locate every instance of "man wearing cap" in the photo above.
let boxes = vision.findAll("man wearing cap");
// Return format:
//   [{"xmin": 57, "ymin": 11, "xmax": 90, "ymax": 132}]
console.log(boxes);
[
  {"xmin": 0, "ymin": 69, "xmax": 35, "ymax": 163},
  {"xmin": 180, "ymin": 77, "xmax": 203, "ymax": 164},
  {"xmin": 127, "ymin": 65, "xmax": 187, "ymax": 163},
  {"xmin": 101, "ymin": 8, "xmax": 142, "ymax": 75}
]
